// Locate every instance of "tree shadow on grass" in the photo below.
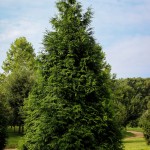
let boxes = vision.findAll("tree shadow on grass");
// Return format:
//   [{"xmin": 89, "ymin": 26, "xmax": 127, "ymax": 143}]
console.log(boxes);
[{"xmin": 123, "ymin": 139, "xmax": 145, "ymax": 143}]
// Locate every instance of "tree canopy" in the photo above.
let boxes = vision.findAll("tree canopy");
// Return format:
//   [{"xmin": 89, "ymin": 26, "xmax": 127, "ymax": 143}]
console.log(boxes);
[
  {"xmin": 0, "ymin": 73, "xmax": 8, "ymax": 150},
  {"xmin": 113, "ymin": 78, "xmax": 150, "ymax": 127},
  {"xmin": 2, "ymin": 37, "xmax": 36, "ymax": 132},
  {"xmin": 140, "ymin": 101, "xmax": 150, "ymax": 145},
  {"xmin": 2, "ymin": 37, "xmax": 36, "ymax": 73}
]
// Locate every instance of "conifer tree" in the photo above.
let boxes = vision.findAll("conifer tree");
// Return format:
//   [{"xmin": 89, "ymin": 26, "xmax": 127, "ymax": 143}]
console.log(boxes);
[{"xmin": 21, "ymin": 0, "xmax": 122, "ymax": 149}]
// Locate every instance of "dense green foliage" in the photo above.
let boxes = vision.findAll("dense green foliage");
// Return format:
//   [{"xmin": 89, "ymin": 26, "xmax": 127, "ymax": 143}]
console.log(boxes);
[
  {"xmin": 4, "ymin": 69, "xmax": 35, "ymax": 132},
  {"xmin": 0, "ymin": 101, "xmax": 7, "ymax": 150},
  {"xmin": 140, "ymin": 102, "xmax": 150, "ymax": 145},
  {"xmin": 2, "ymin": 37, "xmax": 36, "ymax": 132},
  {"xmin": 113, "ymin": 78, "xmax": 150, "ymax": 127},
  {"xmin": 20, "ymin": 0, "xmax": 122, "ymax": 149},
  {"xmin": 2, "ymin": 37, "xmax": 35, "ymax": 73},
  {"xmin": 0, "ymin": 74, "xmax": 8, "ymax": 150}
]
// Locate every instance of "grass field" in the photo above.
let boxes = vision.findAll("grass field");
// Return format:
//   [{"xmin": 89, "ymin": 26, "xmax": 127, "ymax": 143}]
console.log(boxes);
[
  {"xmin": 123, "ymin": 137, "xmax": 150, "ymax": 150},
  {"xmin": 127, "ymin": 127, "xmax": 143, "ymax": 132},
  {"xmin": 123, "ymin": 127, "xmax": 150, "ymax": 150},
  {"xmin": 5, "ymin": 127, "xmax": 23, "ymax": 149}
]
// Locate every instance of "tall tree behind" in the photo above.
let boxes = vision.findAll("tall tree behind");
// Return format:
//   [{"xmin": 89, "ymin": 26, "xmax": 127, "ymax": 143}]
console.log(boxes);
[
  {"xmin": 0, "ymin": 73, "xmax": 8, "ymax": 150},
  {"xmin": 4, "ymin": 69, "xmax": 35, "ymax": 132},
  {"xmin": 0, "ymin": 99, "xmax": 8, "ymax": 150},
  {"xmin": 21, "ymin": 0, "xmax": 122, "ymax": 149},
  {"xmin": 2, "ymin": 37, "xmax": 36, "ymax": 132},
  {"xmin": 2, "ymin": 37, "xmax": 35, "ymax": 73}
]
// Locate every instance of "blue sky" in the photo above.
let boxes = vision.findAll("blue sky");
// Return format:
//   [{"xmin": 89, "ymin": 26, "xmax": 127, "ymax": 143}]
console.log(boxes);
[{"xmin": 0, "ymin": 0, "xmax": 150, "ymax": 78}]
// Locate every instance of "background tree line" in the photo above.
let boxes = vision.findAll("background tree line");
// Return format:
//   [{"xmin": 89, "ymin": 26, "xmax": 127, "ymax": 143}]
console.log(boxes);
[{"xmin": 113, "ymin": 77, "xmax": 150, "ymax": 127}]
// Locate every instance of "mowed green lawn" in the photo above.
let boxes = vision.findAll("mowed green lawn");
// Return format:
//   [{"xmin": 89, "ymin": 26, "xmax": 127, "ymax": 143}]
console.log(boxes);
[
  {"xmin": 123, "ymin": 137, "xmax": 150, "ymax": 150},
  {"xmin": 5, "ymin": 127, "xmax": 23, "ymax": 149},
  {"xmin": 127, "ymin": 127, "xmax": 143, "ymax": 132},
  {"xmin": 123, "ymin": 128, "xmax": 150, "ymax": 150}
]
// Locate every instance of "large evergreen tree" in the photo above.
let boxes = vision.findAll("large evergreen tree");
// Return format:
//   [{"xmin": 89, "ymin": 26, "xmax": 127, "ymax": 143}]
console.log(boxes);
[{"xmin": 21, "ymin": 0, "xmax": 122, "ymax": 149}]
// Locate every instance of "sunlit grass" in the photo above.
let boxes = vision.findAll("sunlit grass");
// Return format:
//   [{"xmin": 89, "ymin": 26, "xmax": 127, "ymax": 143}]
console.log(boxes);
[
  {"xmin": 123, "ymin": 137, "xmax": 150, "ymax": 150},
  {"xmin": 127, "ymin": 127, "xmax": 143, "ymax": 132},
  {"xmin": 5, "ymin": 127, "xmax": 22, "ymax": 149},
  {"xmin": 123, "ymin": 128, "xmax": 149, "ymax": 150},
  {"xmin": 122, "ymin": 130, "xmax": 135, "ymax": 138}
]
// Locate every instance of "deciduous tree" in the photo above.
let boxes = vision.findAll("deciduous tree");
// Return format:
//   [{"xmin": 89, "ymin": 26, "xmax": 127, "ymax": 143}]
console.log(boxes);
[
  {"xmin": 113, "ymin": 78, "xmax": 150, "ymax": 127},
  {"xmin": 2, "ymin": 37, "xmax": 36, "ymax": 132},
  {"xmin": 2, "ymin": 37, "xmax": 35, "ymax": 73},
  {"xmin": 140, "ymin": 102, "xmax": 150, "ymax": 145},
  {"xmin": 0, "ymin": 73, "xmax": 8, "ymax": 150}
]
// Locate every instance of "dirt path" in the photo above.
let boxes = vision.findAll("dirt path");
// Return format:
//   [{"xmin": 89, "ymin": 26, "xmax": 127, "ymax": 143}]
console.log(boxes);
[{"xmin": 126, "ymin": 130, "xmax": 144, "ymax": 139}]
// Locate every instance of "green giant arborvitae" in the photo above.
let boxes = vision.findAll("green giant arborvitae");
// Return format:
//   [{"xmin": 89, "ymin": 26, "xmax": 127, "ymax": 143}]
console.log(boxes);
[{"xmin": 21, "ymin": 0, "xmax": 122, "ymax": 149}]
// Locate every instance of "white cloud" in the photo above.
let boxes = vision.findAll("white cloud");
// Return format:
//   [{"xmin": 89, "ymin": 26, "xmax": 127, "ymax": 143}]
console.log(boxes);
[
  {"xmin": 0, "ymin": 18, "xmax": 46, "ymax": 49},
  {"xmin": 85, "ymin": 0, "xmax": 150, "ymax": 27}
]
